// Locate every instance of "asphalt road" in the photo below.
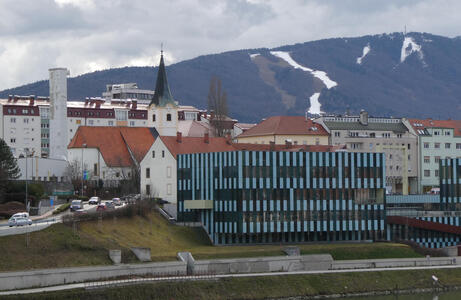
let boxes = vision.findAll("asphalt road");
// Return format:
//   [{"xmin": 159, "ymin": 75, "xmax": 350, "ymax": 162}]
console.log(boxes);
[{"xmin": 1, "ymin": 264, "xmax": 460, "ymax": 296}]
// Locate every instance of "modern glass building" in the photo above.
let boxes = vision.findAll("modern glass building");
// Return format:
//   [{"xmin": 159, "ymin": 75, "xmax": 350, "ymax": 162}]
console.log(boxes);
[{"xmin": 177, "ymin": 151, "xmax": 386, "ymax": 245}]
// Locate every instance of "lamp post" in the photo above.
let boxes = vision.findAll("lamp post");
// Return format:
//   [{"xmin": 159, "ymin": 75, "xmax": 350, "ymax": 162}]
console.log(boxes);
[
  {"xmin": 81, "ymin": 143, "xmax": 86, "ymax": 196},
  {"xmin": 24, "ymin": 148, "xmax": 34, "ymax": 212}
]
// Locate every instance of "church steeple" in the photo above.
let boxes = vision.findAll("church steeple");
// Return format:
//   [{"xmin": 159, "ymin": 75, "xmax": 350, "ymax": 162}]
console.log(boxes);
[{"xmin": 150, "ymin": 50, "xmax": 175, "ymax": 107}]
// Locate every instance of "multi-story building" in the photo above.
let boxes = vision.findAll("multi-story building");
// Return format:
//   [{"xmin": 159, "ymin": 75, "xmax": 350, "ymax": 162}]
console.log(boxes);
[
  {"xmin": 177, "ymin": 150, "xmax": 386, "ymax": 245},
  {"xmin": 405, "ymin": 119, "xmax": 461, "ymax": 193},
  {"xmin": 0, "ymin": 53, "xmax": 203, "ymax": 158},
  {"xmin": 102, "ymin": 83, "xmax": 155, "ymax": 104},
  {"xmin": 235, "ymin": 116, "xmax": 329, "ymax": 146},
  {"xmin": 315, "ymin": 111, "xmax": 418, "ymax": 195}
]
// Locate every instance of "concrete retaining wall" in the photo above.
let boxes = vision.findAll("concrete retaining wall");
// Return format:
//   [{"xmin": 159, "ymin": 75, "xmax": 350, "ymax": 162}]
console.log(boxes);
[
  {"xmin": 332, "ymin": 257, "xmax": 457, "ymax": 270},
  {"xmin": 193, "ymin": 254, "xmax": 333, "ymax": 275},
  {"xmin": 0, "ymin": 261, "xmax": 186, "ymax": 291}
]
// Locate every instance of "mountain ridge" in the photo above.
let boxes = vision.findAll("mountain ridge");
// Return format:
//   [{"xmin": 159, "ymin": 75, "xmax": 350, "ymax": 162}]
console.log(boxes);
[{"xmin": 1, "ymin": 32, "xmax": 460, "ymax": 123}]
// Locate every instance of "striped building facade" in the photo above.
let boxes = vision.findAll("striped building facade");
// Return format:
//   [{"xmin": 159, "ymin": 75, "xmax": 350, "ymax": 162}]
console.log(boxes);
[
  {"xmin": 177, "ymin": 151, "xmax": 386, "ymax": 245},
  {"xmin": 440, "ymin": 158, "xmax": 461, "ymax": 210}
]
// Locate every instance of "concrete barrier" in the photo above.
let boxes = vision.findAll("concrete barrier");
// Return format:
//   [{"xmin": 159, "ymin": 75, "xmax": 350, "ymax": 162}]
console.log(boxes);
[
  {"xmin": 130, "ymin": 247, "xmax": 151, "ymax": 262},
  {"xmin": 441, "ymin": 246, "xmax": 460, "ymax": 257},
  {"xmin": 192, "ymin": 254, "xmax": 333, "ymax": 275},
  {"xmin": 109, "ymin": 250, "xmax": 121, "ymax": 264},
  {"xmin": 0, "ymin": 261, "xmax": 187, "ymax": 291},
  {"xmin": 331, "ymin": 257, "xmax": 457, "ymax": 270}
]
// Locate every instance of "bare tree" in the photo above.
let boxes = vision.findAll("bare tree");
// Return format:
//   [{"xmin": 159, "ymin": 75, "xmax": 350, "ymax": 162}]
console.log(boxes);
[{"xmin": 207, "ymin": 76, "xmax": 229, "ymax": 137}]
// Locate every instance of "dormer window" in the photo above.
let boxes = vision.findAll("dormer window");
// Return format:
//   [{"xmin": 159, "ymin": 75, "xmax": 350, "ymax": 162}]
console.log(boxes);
[{"xmin": 167, "ymin": 113, "xmax": 172, "ymax": 121}]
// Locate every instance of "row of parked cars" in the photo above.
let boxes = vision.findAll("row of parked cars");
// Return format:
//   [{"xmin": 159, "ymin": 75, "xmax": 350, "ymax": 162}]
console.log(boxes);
[{"xmin": 70, "ymin": 196, "xmax": 124, "ymax": 213}]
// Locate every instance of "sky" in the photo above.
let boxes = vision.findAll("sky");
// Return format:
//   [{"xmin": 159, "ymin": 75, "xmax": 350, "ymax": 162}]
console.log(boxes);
[{"xmin": 0, "ymin": 0, "xmax": 460, "ymax": 91}]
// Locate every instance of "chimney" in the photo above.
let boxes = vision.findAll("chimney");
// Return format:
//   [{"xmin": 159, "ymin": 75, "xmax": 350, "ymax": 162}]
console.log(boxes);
[
  {"xmin": 29, "ymin": 95, "xmax": 35, "ymax": 106},
  {"xmin": 359, "ymin": 109, "xmax": 368, "ymax": 126},
  {"xmin": 285, "ymin": 140, "xmax": 292, "ymax": 149},
  {"xmin": 225, "ymin": 133, "xmax": 232, "ymax": 145},
  {"xmin": 13, "ymin": 95, "xmax": 19, "ymax": 102},
  {"xmin": 204, "ymin": 132, "xmax": 209, "ymax": 144},
  {"xmin": 95, "ymin": 100, "xmax": 102, "ymax": 109},
  {"xmin": 132, "ymin": 100, "xmax": 137, "ymax": 110},
  {"xmin": 8, "ymin": 95, "xmax": 12, "ymax": 102},
  {"xmin": 85, "ymin": 98, "xmax": 89, "ymax": 106},
  {"xmin": 269, "ymin": 141, "xmax": 275, "ymax": 151},
  {"xmin": 176, "ymin": 131, "xmax": 182, "ymax": 143}
]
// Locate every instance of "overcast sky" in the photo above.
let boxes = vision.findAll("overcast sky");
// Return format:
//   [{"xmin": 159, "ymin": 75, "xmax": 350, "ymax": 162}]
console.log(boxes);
[{"xmin": 0, "ymin": 0, "xmax": 460, "ymax": 90}]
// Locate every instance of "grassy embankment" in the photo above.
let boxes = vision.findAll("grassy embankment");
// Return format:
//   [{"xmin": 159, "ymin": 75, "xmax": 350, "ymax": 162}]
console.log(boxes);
[
  {"xmin": 0, "ymin": 210, "xmax": 422, "ymax": 272},
  {"xmin": 3, "ymin": 268, "xmax": 461, "ymax": 300}
]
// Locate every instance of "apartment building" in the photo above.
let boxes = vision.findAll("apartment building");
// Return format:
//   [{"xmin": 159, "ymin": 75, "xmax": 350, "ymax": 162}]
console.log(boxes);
[
  {"xmin": 405, "ymin": 119, "xmax": 461, "ymax": 193},
  {"xmin": 315, "ymin": 111, "xmax": 418, "ymax": 195}
]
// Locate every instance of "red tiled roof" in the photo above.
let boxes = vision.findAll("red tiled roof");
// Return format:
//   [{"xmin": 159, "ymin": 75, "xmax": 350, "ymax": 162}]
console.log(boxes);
[
  {"xmin": 233, "ymin": 143, "xmax": 345, "ymax": 152},
  {"xmin": 237, "ymin": 116, "xmax": 328, "ymax": 138},
  {"xmin": 68, "ymin": 127, "xmax": 155, "ymax": 167},
  {"xmin": 160, "ymin": 135, "xmax": 236, "ymax": 157},
  {"xmin": 409, "ymin": 119, "xmax": 461, "ymax": 137}
]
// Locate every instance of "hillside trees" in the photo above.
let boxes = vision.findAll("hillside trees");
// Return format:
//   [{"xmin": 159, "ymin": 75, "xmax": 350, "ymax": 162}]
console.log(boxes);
[
  {"xmin": 207, "ymin": 76, "xmax": 229, "ymax": 137},
  {"xmin": 0, "ymin": 138, "xmax": 20, "ymax": 202}
]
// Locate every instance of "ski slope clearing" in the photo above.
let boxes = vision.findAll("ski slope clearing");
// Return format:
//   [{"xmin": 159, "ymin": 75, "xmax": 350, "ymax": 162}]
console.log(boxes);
[{"xmin": 357, "ymin": 44, "xmax": 370, "ymax": 64}]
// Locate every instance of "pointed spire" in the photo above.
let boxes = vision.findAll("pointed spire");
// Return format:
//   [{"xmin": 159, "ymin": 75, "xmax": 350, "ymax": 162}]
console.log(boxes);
[{"xmin": 150, "ymin": 51, "xmax": 175, "ymax": 107}]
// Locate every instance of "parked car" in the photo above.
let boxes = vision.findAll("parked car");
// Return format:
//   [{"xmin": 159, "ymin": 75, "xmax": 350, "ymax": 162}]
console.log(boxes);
[
  {"xmin": 96, "ymin": 203, "xmax": 106, "ymax": 211},
  {"xmin": 8, "ymin": 215, "xmax": 32, "ymax": 227},
  {"xmin": 105, "ymin": 201, "xmax": 115, "ymax": 210},
  {"xmin": 88, "ymin": 196, "xmax": 101, "ymax": 205},
  {"xmin": 70, "ymin": 200, "xmax": 83, "ymax": 211},
  {"xmin": 112, "ymin": 198, "xmax": 122, "ymax": 206}
]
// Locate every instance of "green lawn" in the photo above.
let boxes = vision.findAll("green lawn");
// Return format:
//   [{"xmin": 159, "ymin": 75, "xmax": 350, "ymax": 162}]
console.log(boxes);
[
  {"xmin": 0, "ymin": 210, "xmax": 422, "ymax": 272},
  {"xmin": 3, "ymin": 268, "xmax": 461, "ymax": 300}
]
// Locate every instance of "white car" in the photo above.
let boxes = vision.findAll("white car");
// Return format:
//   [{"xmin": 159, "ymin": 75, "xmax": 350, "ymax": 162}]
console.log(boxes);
[
  {"xmin": 8, "ymin": 215, "xmax": 32, "ymax": 227},
  {"xmin": 88, "ymin": 196, "xmax": 101, "ymax": 205}
]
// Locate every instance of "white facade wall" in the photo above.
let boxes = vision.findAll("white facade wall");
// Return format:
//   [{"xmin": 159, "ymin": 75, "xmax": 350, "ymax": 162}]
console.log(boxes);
[
  {"xmin": 67, "ymin": 148, "xmax": 132, "ymax": 182},
  {"xmin": 147, "ymin": 104, "xmax": 178, "ymax": 136},
  {"xmin": 140, "ymin": 139, "xmax": 177, "ymax": 203},
  {"xmin": 17, "ymin": 157, "xmax": 68, "ymax": 182},
  {"xmin": 49, "ymin": 68, "xmax": 69, "ymax": 160},
  {"xmin": 2, "ymin": 113, "xmax": 41, "ymax": 157}
]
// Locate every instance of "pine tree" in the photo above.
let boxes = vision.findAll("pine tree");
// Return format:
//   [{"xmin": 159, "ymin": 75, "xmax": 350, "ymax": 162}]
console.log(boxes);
[
  {"xmin": 0, "ymin": 138, "xmax": 20, "ymax": 198},
  {"xmin": 207, "ymin": 76, "xmax": 229, "ymax": 137}
]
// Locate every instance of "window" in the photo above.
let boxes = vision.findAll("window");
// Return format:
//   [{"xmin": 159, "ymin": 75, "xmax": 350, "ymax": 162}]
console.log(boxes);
[
  {"xmin": 10, "ymin": 118, "xmax": 16, "ymax": 123},
  {"xmin": 383, "ymin": 133, "xmax": 390, "ymax": 138},
  {"xmin": 162, "ymin": 150, "xmax": 165, "ymax": 158},
  {"xmin": 146, "ymin": 184, "xmax": 151, "ymax": 195},
  {"xmin": 334, "ymin": 132, "xmax": 340, "ymax": 137},
  {"xmin": 166, "ymin": 113, "xmax": 172, "ymax": 121},
  {"xmin": 424, "ymin": 170, "xmax": 430, "ymax": 177},
  {"xmin": 93, "ymin": 163, "xmax": 98, "ymax": 176},
  {"xmin": 108, "ymin": 121, "xmax": 114, "ymax": 126},
  {"xmin": 434, "ymin": 131, "xmax": 440, "ymax": 136},
  {"xmin": 445, "ymin": 143, "xmax": 451, "ymax": 149},
  {"xmin": 445, "ymin": 131, "xmax": 451, "ymax": 136},
  {"xmin": 424, "ymin": 142, "xmax": 429, "ymax": 149},
  {"xmin": 397, "ymin": 133, "xmax": 402, "ymax": 138},
  {"xmin": 23, "ymin": 118, "xmax": 29, "ymax": 124},
  {"xmin": 88, "ymin": 120, "xmax": 94, "ymax": 125},
  {"xmin": 167, "ymin": 166, "xmax": 172, "ymax": 178},
  {"xmin": 424, "ymin": 156, "xmax": 430, "ymax": 163},
  {"xmin": 457, "ymin": 143, "xmax": 461, "ymax": 150},
  {"xmin": 315, "ymin": 138, "xmax": 319, "ymax": 145},
  {"xmin": 116, "ymin": 172, "xmax": 120, "ymax": 178},
  {"xmin": 152, "ymin": 151, "xmax": 155, "ymax": 158},
  {"xmin": 370, "ymin": 132, "xmax": 376, "ymax": 138},
  {"xmin": 146, "ymin": 168, "xmax": 150, "ymax": 179},
  {"xmin": 115, "ymin": 110, "xmax": 128, "ymax": 121},
  {"xmin": 10, "ymin": 138, "xmax": 16, "ymax": 143},
  {"xmin": 435, "ymin": 156, "xmax": 440, "ymax": 163},
  {"xmin": 369, "ymin": 143, "xmax": 373, "ymax": 150},
  {"xmin": 434, "ymin": 143, "xmax": 440, "ymax": 149},
  {"xmin": 435, "ymin": 170, "xmax": 439, "ymax": 177},
  {"xmin": 76, "ymin": 120, "xmax": 81, "ymax": 124},
  {"xmin": 152, "ymin": 114, "xmax": 156, "ymax": 122},
  {"xmin": 407, "ymin": 143, "xmax": 411, "ymax": 150},
  {"xmin": 389, "ymin": 154, "xmax": 393, "ymax": 159},
  {"xmin": 130, "ymin": 121, "xmax": 135, "ymax": 126},
  {"xmin": 167, "ymin": 184, "xmax": 172, "ymax": 195}
]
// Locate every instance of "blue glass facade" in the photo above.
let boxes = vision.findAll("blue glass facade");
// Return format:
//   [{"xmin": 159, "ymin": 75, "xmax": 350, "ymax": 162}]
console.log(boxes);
[{"xmin": 177, "ymin": 151, "xmax": 386, "ymax": 245}]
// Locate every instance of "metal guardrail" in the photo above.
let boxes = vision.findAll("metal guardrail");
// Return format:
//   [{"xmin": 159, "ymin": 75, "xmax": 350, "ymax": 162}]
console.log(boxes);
[{"xmin": 0, "ymin": 218, "xmax": 57, "ymax": 228}]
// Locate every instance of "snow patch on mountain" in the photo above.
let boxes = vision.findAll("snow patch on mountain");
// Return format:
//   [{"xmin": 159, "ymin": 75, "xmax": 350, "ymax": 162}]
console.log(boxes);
[
  {"xmin": 401, "ymin": 37, "xmax": 424, "ymax": 63},
  {"xmin": 270, "ymin": 51, "xmax": 337, "ymax": 115},
  {"xmin": 356, "ymin": 43, "xmax": 370, "ymax": 65},
  {"xmin": 270, "ymin": 51, "xmax": 337, "ymax": 88},
  {"xmin": 249, "ymin": 53, "xmax": 260, "ymax": 59},
  {"xmin": 308, "ymin": 93, "xmax": 322, "ymax": 115}
]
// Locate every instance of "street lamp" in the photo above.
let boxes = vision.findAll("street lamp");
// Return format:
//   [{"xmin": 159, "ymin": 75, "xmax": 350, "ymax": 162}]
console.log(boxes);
[
  {"xmin": 24, "ymin": 148, "xmax": 34, "ymax": 212},
  {"xmin": 81, "ymin": 143, "xmax": 87, "ymax": 197}
]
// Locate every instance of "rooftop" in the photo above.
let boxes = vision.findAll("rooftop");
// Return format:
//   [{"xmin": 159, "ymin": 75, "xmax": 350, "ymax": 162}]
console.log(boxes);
[{"xmin": 408, "ymin": 119, "xmax": 461, "ymax": 137}]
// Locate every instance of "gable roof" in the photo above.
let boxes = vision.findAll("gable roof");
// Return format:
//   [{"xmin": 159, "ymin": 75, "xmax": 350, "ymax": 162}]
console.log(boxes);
[
  {"xmin": 323, "ymin": 120, "xmax": 408, "ymax": 132},
  {"xmin": 408, "ymin": 119, "xmax": 461, "ymax": 137},
  {"xmin": 68, "ymin": 127, "xmax": 155, "ymax": 167},
  {"xmin": 159, "ymin": 135, "xmax": 235, "ymax": 157},
  {"xmin": 177, "ymin": 120, "xmax": 214, "ymax": 137},
  {"xmin": 237, "ymin": 116, "xmax": 328, "ymax": 138}
]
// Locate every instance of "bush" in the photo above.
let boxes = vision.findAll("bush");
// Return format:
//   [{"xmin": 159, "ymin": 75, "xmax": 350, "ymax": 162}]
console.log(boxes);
[
  {"xmin": 53, "ymin": 203, "xmax": 71, "ymax": 215},
  {"xmin": 0, "ymin": 201, "xmax": 26, "ymax": 218}
]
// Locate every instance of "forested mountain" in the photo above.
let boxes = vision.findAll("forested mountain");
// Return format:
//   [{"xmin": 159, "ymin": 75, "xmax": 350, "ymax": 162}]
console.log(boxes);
[{"xmin": 2, "ymin": 32, "xmax": 460, "ymax": 123}]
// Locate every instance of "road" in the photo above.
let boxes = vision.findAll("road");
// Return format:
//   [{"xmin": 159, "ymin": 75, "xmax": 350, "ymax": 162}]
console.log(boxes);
[
  {"xmin": 0, "ymin": 201, "xmax": 126, "ymax": 237},
  {"xmin": 1, "ymin": 263, "xmax": 460, "ymax": 295}
]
